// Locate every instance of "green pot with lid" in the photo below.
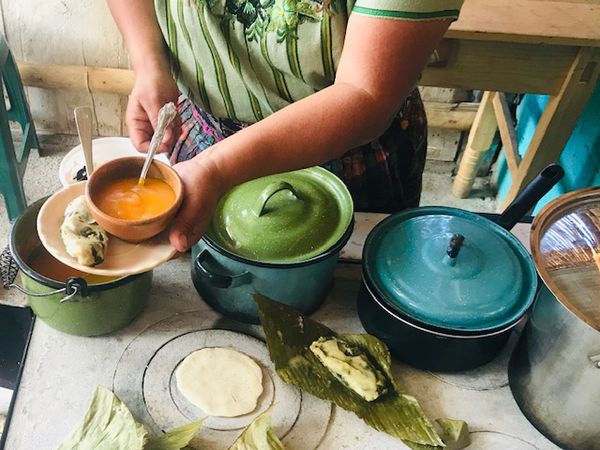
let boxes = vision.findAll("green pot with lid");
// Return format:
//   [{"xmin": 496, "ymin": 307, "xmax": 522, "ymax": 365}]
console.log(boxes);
[{"xmin": 191, "ymin": 167, "xmax": 354, "ymax": 323}]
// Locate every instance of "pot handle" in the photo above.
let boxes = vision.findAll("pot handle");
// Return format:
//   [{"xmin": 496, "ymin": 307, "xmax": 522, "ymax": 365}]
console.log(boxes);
[
  {"xmin": 6, "ymin": 278, "xmax": 86, "ymax": 303},
  {"xmin": 194, "ymin": 249, "xmax": 252, "ymax": 289},
  {"xmin": 497, "ymin": 164, "xmax": 565, "ymax": 231},
  {"xmin": 254, "ymin": 181, "xmax": 299, "ymax": 217},
  {"xmin": 2, "ymin": 247, "xmax": 89, "ymax": 303}
]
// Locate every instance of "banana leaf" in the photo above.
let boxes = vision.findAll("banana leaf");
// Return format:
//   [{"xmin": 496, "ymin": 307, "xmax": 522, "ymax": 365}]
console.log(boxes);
[
  {"xmin": 255, "ymin": 295, "xmax": 445, "ymax": 448},
  {"xmin": 228, "ymin": 407, "xmax": 284, "ymax": 450},
  {"xmin": 56, "ymin": 386, "xmax": 147, "ymax": 450}
]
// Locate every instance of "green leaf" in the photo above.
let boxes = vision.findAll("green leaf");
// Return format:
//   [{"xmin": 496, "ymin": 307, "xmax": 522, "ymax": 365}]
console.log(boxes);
[
  {"xmin": 146, "ymin": 420, "xmax": 204, "ymax": 450},
  {"xmin": 56, "ymin": 386, "xmax": 147, "ymax": 450},
  {"xmin": 228, "ymin": 407, "xmax": 285, "ymax": 450},
  {"xmin": 255, "ymin": 295, "xmax": 444, "ymax": 447},
  {"xmin": 435, "ymin": 419, "xmax": 470, "ymax": 450}
]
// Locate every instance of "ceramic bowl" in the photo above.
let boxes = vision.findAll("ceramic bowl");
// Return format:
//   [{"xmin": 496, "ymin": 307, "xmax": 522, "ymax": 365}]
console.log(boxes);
[
  {"xmin": 59, "ymin": 137, "xmax": 170, "ymax": 187},
  {"xmin": 86, "ymin": 157, "xmax": 183, "ymax": 242}
]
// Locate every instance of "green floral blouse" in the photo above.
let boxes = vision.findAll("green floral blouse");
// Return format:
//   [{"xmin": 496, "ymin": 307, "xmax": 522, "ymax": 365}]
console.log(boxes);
[{"xmin": 155, "ymin": 0, "xmax": 463, "ymax": 123}]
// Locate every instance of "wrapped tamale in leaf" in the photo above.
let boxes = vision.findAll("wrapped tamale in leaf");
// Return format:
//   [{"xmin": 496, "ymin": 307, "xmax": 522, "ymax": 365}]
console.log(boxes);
[{"xmin": 255, "ymin": 295, "xmax": 460, "ymax": 448}]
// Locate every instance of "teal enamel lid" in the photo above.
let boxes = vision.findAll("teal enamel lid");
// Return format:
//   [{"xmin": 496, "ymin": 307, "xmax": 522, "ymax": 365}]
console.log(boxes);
[
  {"xmin": 206, "ymin": 167, "xmax": 354, "ymax": 264},
  {"xmin": 363, "ymin": 207, "xmax": 537, "ymax": 332}
]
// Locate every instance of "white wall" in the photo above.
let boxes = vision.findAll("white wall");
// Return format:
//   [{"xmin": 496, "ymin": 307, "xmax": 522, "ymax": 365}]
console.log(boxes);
[{"xmin": 1, "ymin": 0, "xmax": 129, "ymax": 136}]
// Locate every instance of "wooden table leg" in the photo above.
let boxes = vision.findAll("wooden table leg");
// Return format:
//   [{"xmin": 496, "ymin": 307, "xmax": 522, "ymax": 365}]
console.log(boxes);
[
  {"xmin": 453, "ymin": 91, "xmax": 498, "ymax": 198},
  {"xmin": 499, "ymin": 47, "xmax": 600, "ymax": 211}
]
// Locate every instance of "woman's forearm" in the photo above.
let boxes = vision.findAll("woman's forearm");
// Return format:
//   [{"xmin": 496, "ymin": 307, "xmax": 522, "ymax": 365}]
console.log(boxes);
[{"xmin": 107, "ymin": 0, "xmax": 169, "ymax": 73}]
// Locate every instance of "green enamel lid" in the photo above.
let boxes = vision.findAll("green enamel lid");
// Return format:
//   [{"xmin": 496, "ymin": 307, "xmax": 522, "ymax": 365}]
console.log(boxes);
[
  {"xmin": 363, "ymin": 207, "xmax": 538, "ymax": 333},
  {"xmin": 206, "ymin": 167, "xmax": 354, "ymax": 263}
]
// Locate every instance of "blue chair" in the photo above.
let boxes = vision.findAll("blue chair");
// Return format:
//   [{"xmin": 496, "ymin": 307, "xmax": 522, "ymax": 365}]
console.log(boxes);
[{"xmin": 0, "ymin": 34, "xmax": 39, "ymax": 221}]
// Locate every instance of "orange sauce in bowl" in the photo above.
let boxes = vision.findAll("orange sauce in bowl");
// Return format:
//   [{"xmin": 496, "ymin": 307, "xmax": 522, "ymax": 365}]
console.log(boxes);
[
  {"xmin": 96, "ymin": 178, "xmax": 176, "ymax": 221},
  {"xmin": 28, "ymin": 247, "xmax": 117, "ymax": 284}
]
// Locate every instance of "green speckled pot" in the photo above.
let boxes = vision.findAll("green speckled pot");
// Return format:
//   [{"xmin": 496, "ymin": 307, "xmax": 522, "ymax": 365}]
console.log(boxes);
[
  {"xmin": 9, "ymin": 197, "xmax": 152, "ymax": 336},
  {"xmin": 193, "ymin": 168, "xmax": 355, "ymax": 323}
]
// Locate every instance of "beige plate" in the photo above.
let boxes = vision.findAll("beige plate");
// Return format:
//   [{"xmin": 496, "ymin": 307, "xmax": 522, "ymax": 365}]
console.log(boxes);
[{"xmin": 37, "ymin": 182, "xmax": 178, "ymax": 277}]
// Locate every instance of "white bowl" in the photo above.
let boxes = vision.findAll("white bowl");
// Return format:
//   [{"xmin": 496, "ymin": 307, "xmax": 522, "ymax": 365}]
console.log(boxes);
[{"xmin": 59, "ymin": 137, "xmax": 171, "ymax": 187}]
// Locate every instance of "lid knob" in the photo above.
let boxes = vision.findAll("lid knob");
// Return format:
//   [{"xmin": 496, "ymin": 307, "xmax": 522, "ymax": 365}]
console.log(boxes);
[
  {"xmin": 446, "ymin": 234, "xmax": 465, "ymax": 265},
  {"xmin": 254, "ymin": 181, "xmax": 299, "ymax": 217}
]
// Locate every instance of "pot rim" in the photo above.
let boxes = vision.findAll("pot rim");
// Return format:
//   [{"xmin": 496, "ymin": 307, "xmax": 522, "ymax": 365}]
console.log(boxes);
[
  {"xmin": 9, "ymin": 197, "xmax": 144, "ymax": 293},
  {"xmin": 530, "ymin": 186, "xmax": 600, "ymax": 333},
  {"xmin": 201, "ymin": 216, "xmax": 355, "ymax": 268},
  {"xmin": 362, "ymin": 206, "xmax": 538, "ymax": 333},
  {"xmin": 361, "ymin": 276, "xmax": 524, "ymax": 339}
]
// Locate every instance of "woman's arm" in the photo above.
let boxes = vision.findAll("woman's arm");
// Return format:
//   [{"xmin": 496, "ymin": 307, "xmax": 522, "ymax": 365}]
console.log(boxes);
[
  {"xmin": 107, "ymin": 0, "xmax": 180, "ymax": 152},
  {"xmin": 170, "ymin": 15, "xmax": 452, "ymax": 250}
]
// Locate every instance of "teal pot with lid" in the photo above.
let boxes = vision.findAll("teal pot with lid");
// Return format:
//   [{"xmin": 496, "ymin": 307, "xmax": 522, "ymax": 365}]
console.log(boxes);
[
  {"xmin": 357, "ymin": 165, "xmax": 564, "ymax": 371},
  {"xmin": 357, "ymin": 206, "xmax": 538, "ymax": 371},
  {"xmin": 191, "ymin": 167, "xmax": 354, "ymax": 324},
  {"xmin": 7, "ymin": 197, "xmax": 152, "ymax": 336}
]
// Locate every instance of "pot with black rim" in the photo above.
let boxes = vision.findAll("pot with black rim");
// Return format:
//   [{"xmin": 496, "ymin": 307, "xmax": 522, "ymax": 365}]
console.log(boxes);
[
  {"xmin": 4, "ymin": 197, "xmax": 152, "ymax": 336},
  {"xmin": 357, "ymin": 165, "xmax": 564, "ymax": 372},
  {"xmin": 190, "ymin": 167, "xmax": 354, "ymax": 324}
]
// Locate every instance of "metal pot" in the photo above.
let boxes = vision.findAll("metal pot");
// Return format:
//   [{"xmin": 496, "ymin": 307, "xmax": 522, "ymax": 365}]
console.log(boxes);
[
  {"xmin": 509, "ymin": 187, "xmax": 600, "ymax": 450},
  {"xmin": 357, "ymin": 165, "xmax": 564, "ymax": 372},
  {"xmin": 6, "ymin": 197, "xmax": 152, "ymax": 336},
  {"xmin": 191, "ymin": 167, "xmax": 354, "ymax": 323}
]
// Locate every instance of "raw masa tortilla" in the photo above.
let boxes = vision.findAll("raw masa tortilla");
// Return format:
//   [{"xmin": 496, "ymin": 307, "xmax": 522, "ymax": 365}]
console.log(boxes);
[
  {"xmin": 60, "ymin": 195, "xmax": 108, "ymax": 266},
  {"xmin": 176, "ymin": 347, "xmax": 264, "ymax": 417}
]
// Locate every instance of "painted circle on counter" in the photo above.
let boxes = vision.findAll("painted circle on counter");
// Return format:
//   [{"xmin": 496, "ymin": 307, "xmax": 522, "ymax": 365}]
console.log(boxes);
[
  {"xmin": 112, "ymin": 311, "xmax": 331, "ymax": 450},
  {"xmin": 469, "ymin": 430, "xmax": 540, "ymax": 449}
]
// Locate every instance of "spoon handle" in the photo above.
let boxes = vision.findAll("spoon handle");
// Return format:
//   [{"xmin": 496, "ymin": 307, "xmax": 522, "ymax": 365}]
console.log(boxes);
[
  {"xmin": 139, "ymin": 102, "xmax": 177, "ymax": 185},
  {"xmin": 74, "ymin": 107, "xmax": 94, "ymax": 177}
]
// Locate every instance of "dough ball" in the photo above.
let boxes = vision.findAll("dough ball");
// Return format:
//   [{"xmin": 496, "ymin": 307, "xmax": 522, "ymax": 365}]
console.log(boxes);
[{"xmin": 176, "ymin": 347, "xmax": 264, "ymax": 417}]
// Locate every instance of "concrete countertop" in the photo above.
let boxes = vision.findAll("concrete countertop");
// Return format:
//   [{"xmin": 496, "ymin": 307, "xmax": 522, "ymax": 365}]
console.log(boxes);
[{"xmin": 4, "ymin": 214, "xmax": 559, "ymax": 450}]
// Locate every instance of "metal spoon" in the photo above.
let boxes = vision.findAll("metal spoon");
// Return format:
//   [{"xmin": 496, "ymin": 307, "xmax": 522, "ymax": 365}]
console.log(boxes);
[
  {"xmin": 74, "ymin": 107, "xmax": 94, "ymax": 178},
  {"xmin": 138, "ymin": 102, "xmax": 177, "ymax": 186}
]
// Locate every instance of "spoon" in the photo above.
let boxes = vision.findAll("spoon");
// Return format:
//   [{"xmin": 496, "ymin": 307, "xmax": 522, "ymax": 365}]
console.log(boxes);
[
  {"xmin": 74, "ymin": 107, "xmax": 94, "ymax": 178},
  {"xmin": 138, "ymin": 102, "xmax": 177, "ymax": 186}
]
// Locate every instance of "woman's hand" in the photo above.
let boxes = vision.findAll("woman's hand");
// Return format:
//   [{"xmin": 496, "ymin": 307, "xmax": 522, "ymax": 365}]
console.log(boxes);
[
  {"xmin": 169, "ymin": 152, "xmax": 227, "ymax": 252},
  {"xmin": 127, "ymin": 69, "xmax": 181, "ymax": 153}
]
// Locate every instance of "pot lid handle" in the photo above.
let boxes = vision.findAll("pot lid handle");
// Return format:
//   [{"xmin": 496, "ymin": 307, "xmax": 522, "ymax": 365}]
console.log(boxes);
[{"xmin": 254, "ymin": 181, "xmax": 300, "ymax": 217}]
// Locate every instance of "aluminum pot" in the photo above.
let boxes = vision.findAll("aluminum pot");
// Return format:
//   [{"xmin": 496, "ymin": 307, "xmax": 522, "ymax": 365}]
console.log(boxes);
[
  {"xmin": 191, "ymin": 167, "xmax": 354, "ymax": 324},
  {"xmin": 7, "ymin": 197, "xmax": 152, "ymax": 336},
  {"xmin": 509, "ymin": 187, "xmax": 600, "ymax": 450}
]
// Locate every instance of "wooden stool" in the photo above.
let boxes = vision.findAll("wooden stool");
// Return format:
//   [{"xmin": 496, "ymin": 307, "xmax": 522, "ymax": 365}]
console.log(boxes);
[{"xmin": 0, "ymin": 34, "xmax": 39, "ymax": 221}]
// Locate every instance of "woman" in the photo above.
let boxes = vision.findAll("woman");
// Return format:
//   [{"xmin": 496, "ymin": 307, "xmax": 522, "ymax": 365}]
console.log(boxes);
[{"xmin": 107, "ymin": 0, "xmax": 463, "ymax": 252}]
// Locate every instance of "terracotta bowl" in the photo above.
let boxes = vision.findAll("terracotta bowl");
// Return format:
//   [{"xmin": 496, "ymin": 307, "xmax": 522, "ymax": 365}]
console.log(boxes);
[{"xmin": 86, "ymin": 156, "xmax": 183, "ymax": 243}]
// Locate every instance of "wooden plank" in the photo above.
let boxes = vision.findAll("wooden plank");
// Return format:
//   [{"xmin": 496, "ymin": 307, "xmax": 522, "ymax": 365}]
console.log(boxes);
[
  {"xmin": 421, "ymin": 40, "xmax": 577, "ymax": 95},
  {"xmin": 448, "ymin": 0, "xmax": 600, "ymax": 47},
  {"xmin": 453, "ymin": 92, "xmax": 498, "ymax": 198},
  {"xmin": 492, "ymin": 93, "xmax": 521, "ymax": 176},
  {"xmin": 17, "ymin": 62, "xmax": 134, "ymax": 96},
  {"xmin": 424, "ymin": 102, "xmax": 478, "ymax": 130},
  {"xmin": 499, "ymin": 47, "xmax": 600, "ymax": 210}
]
